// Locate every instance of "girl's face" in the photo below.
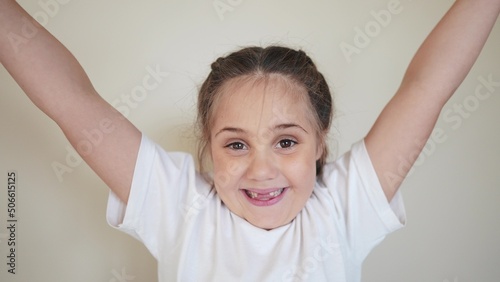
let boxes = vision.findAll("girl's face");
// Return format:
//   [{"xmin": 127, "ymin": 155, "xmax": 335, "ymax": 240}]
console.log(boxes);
[{"xmin": 210, "ymin": 76, "xmax": 322, "ymax": 229}]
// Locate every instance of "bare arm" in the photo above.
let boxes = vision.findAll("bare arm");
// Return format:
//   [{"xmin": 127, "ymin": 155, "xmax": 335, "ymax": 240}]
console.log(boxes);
[
  {"xmin": 365, "ymin": 0, "xmax": 500, "ymax": 201},
  {"xmin": 0, "ymin": 0, "xmax": 141, "ymax": 203}
]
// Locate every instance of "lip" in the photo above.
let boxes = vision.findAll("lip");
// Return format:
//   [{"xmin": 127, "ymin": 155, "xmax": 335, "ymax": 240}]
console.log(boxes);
[
  {"xmin": 241, "ymin": 187, "xmax": 288, "ymax": 207},
  {"xmin": 244, "ymin": 187, "xmax": 284, "ymax": 194}
]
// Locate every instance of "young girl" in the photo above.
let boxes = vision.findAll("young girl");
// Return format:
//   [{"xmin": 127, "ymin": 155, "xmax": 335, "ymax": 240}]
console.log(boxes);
[{"xmin": 1, "ymin": 0, "xmax": 499, "ymax": 281}]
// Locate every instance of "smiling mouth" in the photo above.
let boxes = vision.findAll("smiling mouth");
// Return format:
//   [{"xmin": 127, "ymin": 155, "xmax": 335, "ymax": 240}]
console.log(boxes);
[
  {"xmin": 244, "ymin": 188, "xmax": 285, "ymax": 200},
  {"xmin": 241, "ymin": 188, "xmax": 288, "ymax": 207}
]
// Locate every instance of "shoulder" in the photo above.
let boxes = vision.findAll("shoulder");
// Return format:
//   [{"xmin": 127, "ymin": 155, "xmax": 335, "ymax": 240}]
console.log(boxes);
[
  {"xmin": 314, "ymin": 139, "xmax": 386, "ymax": 212},
  {"xmin": 320, "ymin": 139, "xmax": 370, "ymax": 183},
  {"xmin": 138, "ymin": 134, "xmax": 199, "ymax": 172},
  {"xmin": 133, "ymin": 134, "xmax": 212, "ymax": 199}
]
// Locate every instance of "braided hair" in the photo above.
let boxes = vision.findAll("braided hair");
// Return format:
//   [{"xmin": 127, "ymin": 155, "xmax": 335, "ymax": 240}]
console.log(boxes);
[{"xmin": 197, "ymin": 46, "xmax": 333, "ymax": 178}]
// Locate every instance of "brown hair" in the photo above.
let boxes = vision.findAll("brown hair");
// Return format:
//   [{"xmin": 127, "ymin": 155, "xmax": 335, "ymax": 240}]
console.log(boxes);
[{"xmin": 197, "ymin": 46, "xmax": 333, "ymax": 177}]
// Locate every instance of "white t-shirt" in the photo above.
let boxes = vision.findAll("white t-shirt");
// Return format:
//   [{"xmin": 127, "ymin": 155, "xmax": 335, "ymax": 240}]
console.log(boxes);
[{"xmin": 107, "ymin": 134, "xmax": 406, "ymax": 282}]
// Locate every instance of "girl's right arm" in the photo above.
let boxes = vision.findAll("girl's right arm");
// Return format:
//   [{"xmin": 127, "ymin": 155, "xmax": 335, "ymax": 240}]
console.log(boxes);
[{"xmin": 0, "ymin": 0, "xmax": 141, "ymax": 203}]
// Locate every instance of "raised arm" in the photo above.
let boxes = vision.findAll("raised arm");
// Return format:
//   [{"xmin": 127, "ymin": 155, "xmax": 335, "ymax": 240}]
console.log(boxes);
[
  {"xmin": 0, "ymin": 0, "xmax": 141, "ymax": 203},
  {"xmin": 365, "ymin": 0, "xmax": 500, "ymax": 201}
]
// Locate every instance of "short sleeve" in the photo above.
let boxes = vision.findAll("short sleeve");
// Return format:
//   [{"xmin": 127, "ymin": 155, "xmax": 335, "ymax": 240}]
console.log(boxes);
[
  {"xmin": 106, "ymin": 134, "xmax": 212, "ymax": 259},
  {"xmin": 320, "ymin": 139, "xmax": 406, "ymax": 262}
]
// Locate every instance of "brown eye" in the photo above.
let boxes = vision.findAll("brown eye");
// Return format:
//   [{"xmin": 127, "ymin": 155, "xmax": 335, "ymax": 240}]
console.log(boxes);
[
  {"xmin": 277, "ymin": 139, "xmax": 297, "ymax": 149},
  {"xmin": 227, "ymin": 142, "xmax": 246, "ymax": 150}
]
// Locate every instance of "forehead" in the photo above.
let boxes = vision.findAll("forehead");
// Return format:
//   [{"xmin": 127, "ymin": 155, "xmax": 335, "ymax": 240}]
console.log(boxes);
[{"xmin": 211, "ymin": 74, "xmax": 316, "ymax": 133}]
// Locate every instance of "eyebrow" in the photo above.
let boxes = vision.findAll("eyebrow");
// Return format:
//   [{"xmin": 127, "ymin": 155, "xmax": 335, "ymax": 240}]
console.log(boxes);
[{"xmin": 214, "ymin": 123, "xmax": 308, "ymax": 137}]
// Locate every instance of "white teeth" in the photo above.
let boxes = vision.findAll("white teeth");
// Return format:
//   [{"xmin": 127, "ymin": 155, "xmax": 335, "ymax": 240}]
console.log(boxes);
[
  {"xmin": 269, "ymin": 188, "xmax": 284, "ymax": 197},
  {"xmin": 245, "ymin": 188, "xmax": 284, "ymax": 199},
  {"xmin": 247, "ymin": 190, "xmax": 258, "ymax": 199}
]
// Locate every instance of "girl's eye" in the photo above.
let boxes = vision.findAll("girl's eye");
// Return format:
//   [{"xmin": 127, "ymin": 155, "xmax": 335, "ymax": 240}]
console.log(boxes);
[
  {"xmin": 226, "ymin": 142, "xmax": 246, "ymax": 150},
  {"xmin": 277, "ymin": 139, "xmax": 297, "ymax": 149}
]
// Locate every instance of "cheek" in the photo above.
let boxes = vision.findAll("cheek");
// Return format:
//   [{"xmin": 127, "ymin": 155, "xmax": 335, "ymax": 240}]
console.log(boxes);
[
  {"xmin": 286, "ymin": 152, "xmax": 318, "ymax": 187},
  {"xmin": 212, "ymin": 154, "xmax": 247, "ymax": 191}
]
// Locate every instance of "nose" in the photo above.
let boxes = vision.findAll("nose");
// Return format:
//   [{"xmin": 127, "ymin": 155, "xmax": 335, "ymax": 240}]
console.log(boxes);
[{"xmin": 246, "ymin": 150, "xmax": 279, "ymax": 181}]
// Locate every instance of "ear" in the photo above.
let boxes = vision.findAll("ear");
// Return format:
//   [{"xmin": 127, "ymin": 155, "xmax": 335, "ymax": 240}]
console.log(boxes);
[
  {"xmin": 199, "ymin": 140, "xmax": 214, "ymax": 173},
  {"xmin": 208, "ymin": 141, "xmax": 214, "ymax": 162},
  {"xmin": 315, "ymin": 139, "xmax": 325, "ymax": 161}
]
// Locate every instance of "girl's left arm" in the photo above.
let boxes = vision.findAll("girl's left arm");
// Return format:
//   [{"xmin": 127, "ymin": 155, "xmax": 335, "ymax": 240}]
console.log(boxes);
[{"xmin": 365, "ymin": 0, "xmax": 500, "ymax": 201}]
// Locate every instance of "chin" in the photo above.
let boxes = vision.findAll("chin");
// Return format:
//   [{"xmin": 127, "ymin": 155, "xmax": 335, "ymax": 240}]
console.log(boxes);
[{"xmin": 245, "ymin": 214, "xmax": 293, "ymax": 230}]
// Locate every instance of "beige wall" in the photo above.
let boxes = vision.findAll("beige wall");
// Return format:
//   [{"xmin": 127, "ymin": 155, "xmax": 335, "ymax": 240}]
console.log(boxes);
[{"xmin": 1, "ymin": 0, "xmax": 499, "ymax": 281}]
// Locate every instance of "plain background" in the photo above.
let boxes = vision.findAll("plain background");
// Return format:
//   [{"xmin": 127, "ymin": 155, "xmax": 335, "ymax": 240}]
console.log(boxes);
[{"xmin": 1, "ymin": 0, "xmax": 499, "ymax": 281}]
